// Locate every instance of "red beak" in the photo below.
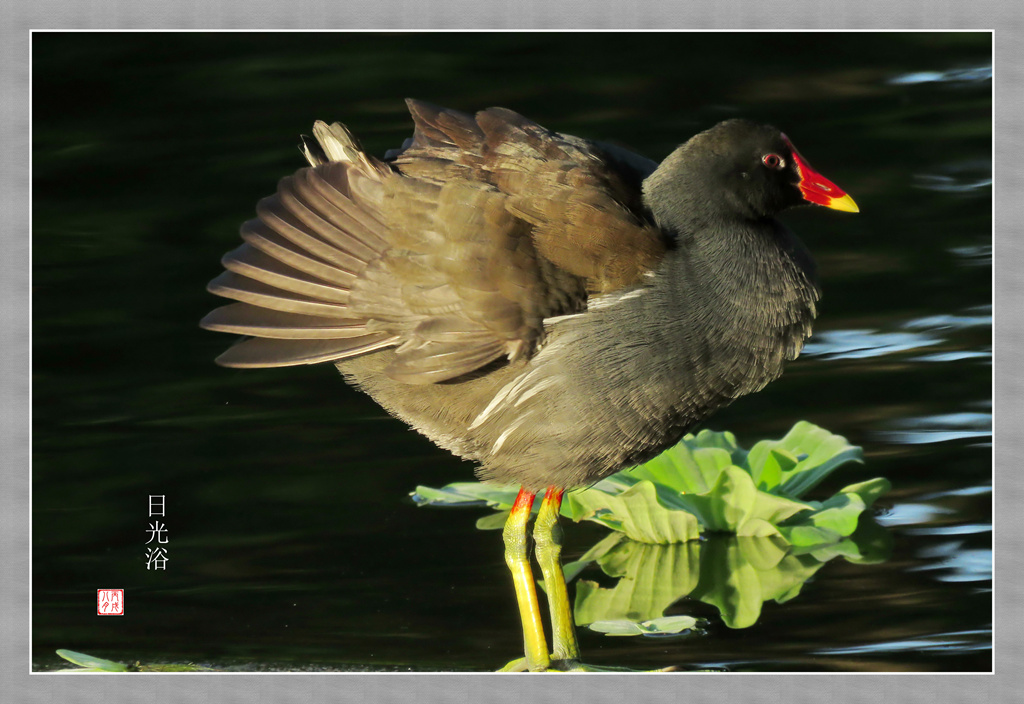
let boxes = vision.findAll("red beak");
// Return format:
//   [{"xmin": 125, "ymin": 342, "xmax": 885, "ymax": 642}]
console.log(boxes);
[{"xmin": 782, "ymin": 135, "xmax": 859, "ymax": 213}]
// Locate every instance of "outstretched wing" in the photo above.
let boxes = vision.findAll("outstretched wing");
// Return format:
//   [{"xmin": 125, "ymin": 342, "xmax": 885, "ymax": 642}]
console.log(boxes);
[
  {"xmin": 201, "ymin": 100, "xmax": 669, "ymax": 384},
  {"xmin": 396, "ymin": 100, "xmax": 667, "ymax": 293}
]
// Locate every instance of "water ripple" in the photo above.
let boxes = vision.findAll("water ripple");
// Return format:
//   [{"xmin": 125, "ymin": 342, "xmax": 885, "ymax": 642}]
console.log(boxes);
[
  {"xmin": 902, "ymin": 306, "xmax": 991, "ymax": 332},
  {"xmin": 817, "ymin": 629, "xmax": 991, "ymax": 656},
  {"xmin": 804, "ymin": 307, "xmax": 990, "ymax": 362},
  {"xmin": 916, "ymin": 485, "xmax": 992, "ymax": 502},
  {"xmin": 876, "ymin": 502, "xmax": 957, "ymax": 528},
  {"xmin": 904, "ymin": 523, "xmax": 991, "ymax": 537},
  {"xmin": 914, "ymin": 174, "xmax": 992, "ymax": 193},
  {"xmin": 802, "ymin": 329, "xmax": 941, "ymax": 360},
  {"xmin": 948, "ymin": 244, "xmax": 992, "ymax": 267},
  {"xmin": 874, "ymin": 412, "xmax": 992, "ymax": 445},
  {"xmin": 911, "ymin": 540, "xmax": 992, "ymax": 584},
  {"xmin": 910, "ymin": 350, "xmax": 990, "ymax": 363},
  {"xmin": 888, "ymin": 66, "xmax": 992, "ymax": 85}
]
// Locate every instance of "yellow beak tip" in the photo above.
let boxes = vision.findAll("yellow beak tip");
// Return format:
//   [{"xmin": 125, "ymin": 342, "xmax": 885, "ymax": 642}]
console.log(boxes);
[{"xmin": 828, "ymin": 193, "xmax": 860, "ymax": 213}]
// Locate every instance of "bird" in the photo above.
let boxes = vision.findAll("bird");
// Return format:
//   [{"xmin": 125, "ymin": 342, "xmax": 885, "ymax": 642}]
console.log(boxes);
[{"xmin": 200, "ymin": 99, "xmax": 858, "ymax": 671}]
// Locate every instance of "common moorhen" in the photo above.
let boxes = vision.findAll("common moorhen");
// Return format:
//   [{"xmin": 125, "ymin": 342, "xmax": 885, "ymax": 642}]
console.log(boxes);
[{"xmin": 201, "ymin": 100, "xmax": 858, "ymax": 671}]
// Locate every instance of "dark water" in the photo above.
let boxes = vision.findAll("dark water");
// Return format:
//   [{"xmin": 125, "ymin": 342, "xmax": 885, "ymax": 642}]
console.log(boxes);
[{"xmin": 32, "ymin": 32, "xmax": 992, "ymax": 672}]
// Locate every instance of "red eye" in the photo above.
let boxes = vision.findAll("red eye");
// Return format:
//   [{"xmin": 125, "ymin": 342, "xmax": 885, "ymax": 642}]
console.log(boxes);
[{"xmin": 762, "ymin": 153, "xmax": 785, "ymax": 169}]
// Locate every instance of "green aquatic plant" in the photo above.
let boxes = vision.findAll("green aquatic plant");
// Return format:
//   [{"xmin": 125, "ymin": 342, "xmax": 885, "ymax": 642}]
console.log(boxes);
[
  {"xmin": 414, "ymin": 421, "xmax": 889, "ymax": 551},
  {"xmin": 54, "ymin": 649, "xmax": 214, "ymax": 672},
  {"xmin": 418, "ymin": 421, "xmax": 893, "ymax": 639}
]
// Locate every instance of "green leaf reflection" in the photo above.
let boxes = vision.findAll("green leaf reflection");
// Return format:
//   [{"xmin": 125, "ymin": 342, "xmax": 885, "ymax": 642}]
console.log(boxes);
[{"xmin": 570, "ymin": 518, "xmax": 892, "ymax": 633}]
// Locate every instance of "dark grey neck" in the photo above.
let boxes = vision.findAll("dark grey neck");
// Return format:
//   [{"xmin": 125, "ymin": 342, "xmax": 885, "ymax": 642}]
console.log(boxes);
[{"xmin": 654, "ymin": 216, "xmax": 819, "ymax": 338}]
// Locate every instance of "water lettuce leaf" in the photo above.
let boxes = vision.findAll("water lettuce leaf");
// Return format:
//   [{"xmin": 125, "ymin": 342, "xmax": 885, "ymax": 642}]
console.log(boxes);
[
  {"xmin": 587, "ymin": 615, "xmax": 700, "ymax": 636},
  {"xmin": 413, "ymin": 421, "xmax": 886, "ymax": 551}
]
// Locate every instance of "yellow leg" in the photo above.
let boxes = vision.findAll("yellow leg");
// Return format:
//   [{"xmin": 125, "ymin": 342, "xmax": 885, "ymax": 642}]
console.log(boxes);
[
  {"xmin": 533, "ymin": 487, "xmax": 581, "ymax": 666},
  {"xmin": 502, "ymin": 488, "xmax": 550, "ymax": 672}
]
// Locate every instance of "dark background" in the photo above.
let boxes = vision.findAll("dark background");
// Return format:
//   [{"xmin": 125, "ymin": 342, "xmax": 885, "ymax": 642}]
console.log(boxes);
[{"xmin": 32, "ymin": 32, "xmax": 991, "ymax": 671}]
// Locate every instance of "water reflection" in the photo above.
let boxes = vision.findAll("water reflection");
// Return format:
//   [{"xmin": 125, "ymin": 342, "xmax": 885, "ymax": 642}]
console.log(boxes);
[
  {"xmin": 914, "ymin": 173, "xmax": 992, "ymax": 193},
  {"xmin": 902, "ymin": 306, "xmax": 991, "ymax": 332},
  {"xmin": 816, "ymin": 628, "xmax": 991, "ymax": 655},
  {"xmin": 911, "ymin": 350, "xmax": 990, "ymax": 363},
  {"xmin": 948, "ymin": 244, "xmax": 992, "ymax": 267},
  {"xmin": 910, "ymin": 540, "xmax": 991, "ymax": 584},
  {"xmin": 803, "ymin": 305, "xmax": 991, "ymax": 362},
  {"xmin": 802, "ymin": 328, "xmax": 941, "ymax": 360},
  {"xmin": 905, "ymin": 523, "xmax": 990, "ymax": 537},
  {"xmin": 888, "ymin": 66, "xmax": 992, "ymax": 85},
  {"xmin": 567, "ymin": 519, "xmax": 892, "ymax": 638},
  {"xmin": 916, "ymin": 485, "xmax": 992, "ymax": 501},
  {"xmin": 876, "ymin": 502, "xmax": 957, "ymax": 527},
  {"xmin": 875, "ymin": 411, "xmax": 992, "ymax": 445}
]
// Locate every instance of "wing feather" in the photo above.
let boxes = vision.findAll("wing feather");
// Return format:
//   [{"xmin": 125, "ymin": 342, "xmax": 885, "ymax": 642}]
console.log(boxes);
[{"xmin": 203, "ymin": 100, "xmax": 668, "ymax": 381}]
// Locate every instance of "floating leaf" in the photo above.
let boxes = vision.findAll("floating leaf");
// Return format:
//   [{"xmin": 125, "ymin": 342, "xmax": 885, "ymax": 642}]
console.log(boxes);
[
  {"xmin": 411, "ymin": 482, "xmax": 521, "ymax": 509},
  {"xmin": 588, "ymin": 615, "xmax": 699, "ymax": 636},
  {"xmin": 746, "ymin": 421, "xmax": 864, "ymax": 497},
  {"xmin": 566, "ymin": 480, "xmax": 700, "ymax": 544},
  {"xmin": 414, "ymin": 421, "xmax": 886, "ymax": 554},
  {"xmin": 475, "ymin": 510, "xmax": 510, "ymax": 531},
  {"xmin": 841, "ymin": 477, "xmax": 893, "ymax": 507},
  {"xmin": 55, "ymin": 649, "xmax": 128, "ymax": 672},
  {"xmin": 779, "ymin": 477, "xmax": 893, "ymax": 549},
  {"xmin": 655, "ymin": 465, "xmax": 808, "ymax": 537},
  {"xmin": 626, "ymin": 441, "xmax": 734, "ymax": 496},
  {"xmin": 54, "ymin": 650, "xmax": 214, "ymax": 673},
  {"xmin": 752, "ymin": 448, "xmax": 798, "ymax": 489}
]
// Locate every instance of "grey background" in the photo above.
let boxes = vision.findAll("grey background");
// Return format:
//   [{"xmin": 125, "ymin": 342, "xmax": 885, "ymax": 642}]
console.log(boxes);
[{"xmin": 8, "ymin": 2, "xmax": 1016, "ymax": 702}]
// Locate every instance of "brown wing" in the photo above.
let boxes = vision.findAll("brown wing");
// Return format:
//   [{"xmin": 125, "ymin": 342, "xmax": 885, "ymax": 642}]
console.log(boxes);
[
  {"xmin": 201, "ymin": 100, "xmax": 668, "ymax": 383},
  {"xmin": 396, "ymin": 100, "xmax": 668, "ymax": 293}
]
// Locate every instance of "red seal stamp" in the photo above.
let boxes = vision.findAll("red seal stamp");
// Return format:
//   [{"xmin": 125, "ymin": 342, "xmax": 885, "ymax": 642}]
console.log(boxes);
[{"xmin": 97, "ymin": 589, "xmax": 124, "ymax": 615}]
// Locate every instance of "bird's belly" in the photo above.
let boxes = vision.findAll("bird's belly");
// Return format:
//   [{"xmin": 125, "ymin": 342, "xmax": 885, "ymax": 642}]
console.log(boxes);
[
  {"xmin": 335, "ymin": 306, "xmax": 802, "ymax": 492},
  {"xmin": 463, "ymin": 312, "xmax": 802, "ymax": 489},
  {"xmin": 335, "ymin": 345, "xmax": 679, "ymax": 491}
]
